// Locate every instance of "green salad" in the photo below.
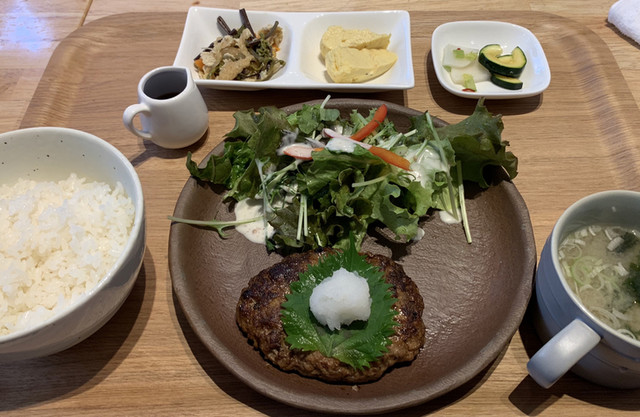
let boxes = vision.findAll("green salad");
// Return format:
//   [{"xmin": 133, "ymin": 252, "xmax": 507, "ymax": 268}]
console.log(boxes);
[{"xmin": 170, "ymin": 97, "xmax": 518, "ymax": 251}]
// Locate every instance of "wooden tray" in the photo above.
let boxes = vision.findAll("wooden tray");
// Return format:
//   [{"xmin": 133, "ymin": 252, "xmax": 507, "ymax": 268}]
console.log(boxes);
[{"xmin": 4, "ymin": 10, "xmax": 640, "ymax": 415}]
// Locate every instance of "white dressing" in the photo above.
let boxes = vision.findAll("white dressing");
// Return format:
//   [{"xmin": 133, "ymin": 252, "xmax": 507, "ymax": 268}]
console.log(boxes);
[
  {"xmin": 234, "ymin": 198, "xmax": 274, "ymax": 244},
  {"xmin": 407, "ymin": 146, "xmax": 448, "ymax": 188},
  {"xmin": 439, "ymin": 209, "xmax": 461, "ymax": 224},
  {"xmin": 325, "ymin": 137, "xmax": 358, "ymax": 153}
]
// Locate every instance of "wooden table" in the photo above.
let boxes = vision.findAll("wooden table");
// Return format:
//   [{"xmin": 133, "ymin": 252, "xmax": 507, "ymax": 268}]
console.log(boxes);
[{"xmin": 2, "ymin": 1, "xmax": 640, "ymax": 415}]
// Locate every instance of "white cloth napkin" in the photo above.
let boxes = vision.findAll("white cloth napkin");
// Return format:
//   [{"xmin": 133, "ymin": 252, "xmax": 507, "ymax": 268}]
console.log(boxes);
[{"xmin": 608, "ymin": 0, "xmax": 640, "ymax": 45}]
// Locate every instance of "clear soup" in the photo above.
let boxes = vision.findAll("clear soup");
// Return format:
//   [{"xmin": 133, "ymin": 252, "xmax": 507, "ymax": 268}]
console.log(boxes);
[{"xmin": 559, "ymin": 224, "xmax": 640, "ymax": 341}]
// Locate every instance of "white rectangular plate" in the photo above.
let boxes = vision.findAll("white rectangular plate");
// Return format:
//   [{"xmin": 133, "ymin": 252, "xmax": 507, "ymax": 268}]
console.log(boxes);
[
  {"xmin": 173, "ymin": 7, "xmax": 414, "ymax": 92},
  {"xmin": 431, "ymin": 21, "xmax": 551, "ymax": 99}
]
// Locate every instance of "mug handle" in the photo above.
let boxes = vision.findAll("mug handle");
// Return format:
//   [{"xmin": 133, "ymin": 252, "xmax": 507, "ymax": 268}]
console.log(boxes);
[
  {"xmin": 123, "ymin": 103, "xmax": 152, "ymax": 140},
  {"xmin": 527, "ymin": 318, "xmax": 601, "ymax": 388}
]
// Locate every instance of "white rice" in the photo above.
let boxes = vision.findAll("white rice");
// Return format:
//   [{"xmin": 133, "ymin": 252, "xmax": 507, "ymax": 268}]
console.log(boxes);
[{"xmin": 0, "ymin": 173, "xmax": 134, "ymax": 336}]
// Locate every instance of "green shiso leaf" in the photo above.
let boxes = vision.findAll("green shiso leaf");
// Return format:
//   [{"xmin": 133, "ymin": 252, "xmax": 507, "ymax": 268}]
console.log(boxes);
[{"xmin": 281, "ymin": 237, "xmax": 398, "ymax": 370}]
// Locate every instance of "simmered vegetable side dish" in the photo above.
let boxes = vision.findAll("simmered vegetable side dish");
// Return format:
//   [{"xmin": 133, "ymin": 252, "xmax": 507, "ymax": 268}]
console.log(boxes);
[{"xmin": 194, "ymin": 9, "xmax": 285, "ymax": 81}]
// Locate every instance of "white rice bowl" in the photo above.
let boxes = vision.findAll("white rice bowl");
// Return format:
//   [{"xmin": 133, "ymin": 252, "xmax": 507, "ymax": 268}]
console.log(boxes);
[{"xmin": 0, "ymin": 127, "xmax": 145, "ymax": 362}]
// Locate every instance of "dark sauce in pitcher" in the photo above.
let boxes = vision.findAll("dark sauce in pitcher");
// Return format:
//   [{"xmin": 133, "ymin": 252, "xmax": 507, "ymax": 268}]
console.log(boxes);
[{"xmin": 153, "ymin": 91, "xmax": 182, "ymax": 100}]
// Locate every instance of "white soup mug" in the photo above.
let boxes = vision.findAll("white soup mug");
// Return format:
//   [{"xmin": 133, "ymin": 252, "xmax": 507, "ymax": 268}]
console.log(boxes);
[{"xmin": 528, "ymin": 190, "xmax": 640, "ymax": 388}]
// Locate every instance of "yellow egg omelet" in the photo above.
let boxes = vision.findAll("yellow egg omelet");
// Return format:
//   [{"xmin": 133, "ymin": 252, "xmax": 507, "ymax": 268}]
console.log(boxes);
[
  {"xmin": 320, "ymin": 26, "xmax": 391, "ymax": 59},
  {"xmin": 320, "ymin": 25, "xmax": 397, "ymax": 83},
  {"xmin": 325, "ymin": 47, "xmax": 398, "ymax": 83}
]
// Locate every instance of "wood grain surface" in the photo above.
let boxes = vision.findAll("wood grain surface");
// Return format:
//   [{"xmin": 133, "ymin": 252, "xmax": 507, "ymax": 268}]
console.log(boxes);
[{"xmin": 2, "ymin": 5, "xmax": 640, "ymax": 417}]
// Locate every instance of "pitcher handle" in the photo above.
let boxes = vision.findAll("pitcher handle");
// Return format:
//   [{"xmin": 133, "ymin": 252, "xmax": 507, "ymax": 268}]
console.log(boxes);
[{"xmin": 123, "ymin": 103, "xmax": 152, "ymax": 140}]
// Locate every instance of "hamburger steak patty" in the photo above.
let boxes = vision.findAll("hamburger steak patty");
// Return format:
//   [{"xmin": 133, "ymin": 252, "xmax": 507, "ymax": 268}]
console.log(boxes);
[{"xmin": 236, "ymin": 248, "xmax": 426, "ymax": 383}]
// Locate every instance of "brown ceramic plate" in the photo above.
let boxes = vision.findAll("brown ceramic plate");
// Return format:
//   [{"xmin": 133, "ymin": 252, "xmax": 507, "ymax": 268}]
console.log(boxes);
[{"xmin": 168, "ymin": 99, "xmax": 536, "ymax": 414}]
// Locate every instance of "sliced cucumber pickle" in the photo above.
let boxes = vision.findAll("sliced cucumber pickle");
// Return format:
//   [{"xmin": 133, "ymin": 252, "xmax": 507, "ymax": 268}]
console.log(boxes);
[
  {"xmin": 479, "ymin": 44, "xmax": 527, "ymax": 78},
  {"xmin": 490, "ymin": 73, "xmax": 523, "ymax": 90}
]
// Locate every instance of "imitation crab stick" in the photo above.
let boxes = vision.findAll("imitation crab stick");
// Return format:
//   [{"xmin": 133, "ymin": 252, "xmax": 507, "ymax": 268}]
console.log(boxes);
[
  {"xmin": 282, "ymin": 144, "xmax": 323, "ymax": 160},
  {"xmin": 350, "ymin": 104, "xmax": 388, "ymax": 142}
]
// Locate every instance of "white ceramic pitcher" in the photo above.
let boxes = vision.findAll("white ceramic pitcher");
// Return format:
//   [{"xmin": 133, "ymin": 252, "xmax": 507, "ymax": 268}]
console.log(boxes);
[{"xmin": 123, "ymin": 66, "xmax": 208, "ymax": 149}]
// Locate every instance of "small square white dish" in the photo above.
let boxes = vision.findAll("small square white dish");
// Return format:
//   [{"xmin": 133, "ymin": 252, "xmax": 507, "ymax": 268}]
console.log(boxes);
[
  {"xmin": 431, "ymin": 21, "xmax": 550, "ymax": 99},
  {"xmin": 173, "ymin": 7, "xmax": 414, "ymax": 92}
]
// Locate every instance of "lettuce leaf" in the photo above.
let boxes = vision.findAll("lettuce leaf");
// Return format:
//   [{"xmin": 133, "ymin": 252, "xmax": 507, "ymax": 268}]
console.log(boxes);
[
  {"xmin": 286, "ymin": 103, "xmax": 340, "ymax": 135},
  {"xmin": 188, "ymin": 106, "xmax": 293, "ymax": 201},
  {"xmin": 436, "ymin": 100, "xmax": 518, "ymax": 187},
  {"xmin": 186, "ymin": 140, "xmax": 248, "ymax": 187}
]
